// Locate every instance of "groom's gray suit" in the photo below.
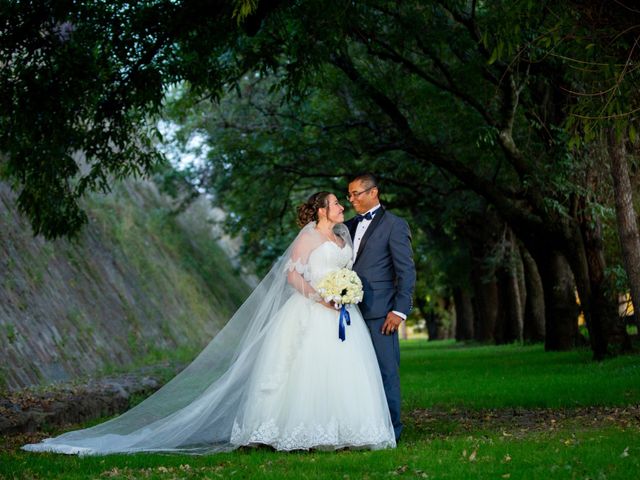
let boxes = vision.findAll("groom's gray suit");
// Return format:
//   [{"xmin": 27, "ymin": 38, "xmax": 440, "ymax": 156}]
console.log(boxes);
[{"xmin": 345, "ymin": 206, "xmax": 416, "ymax": 440}]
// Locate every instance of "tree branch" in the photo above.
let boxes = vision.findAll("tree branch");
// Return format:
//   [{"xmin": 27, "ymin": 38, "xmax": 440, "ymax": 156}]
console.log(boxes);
[
  {"xmin": 330, "ymin": 51, "xmax": 545, "ymax": 235},
  {"xmin": 354, "ymin": 30, "xmax": 496, "ymax": 127}
]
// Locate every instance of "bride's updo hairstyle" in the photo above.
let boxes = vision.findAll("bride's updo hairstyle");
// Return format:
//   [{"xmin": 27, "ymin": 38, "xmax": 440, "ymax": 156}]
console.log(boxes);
[{"xmin": 297, "ymin": 191, "xmax": 331, "ymax": 227}]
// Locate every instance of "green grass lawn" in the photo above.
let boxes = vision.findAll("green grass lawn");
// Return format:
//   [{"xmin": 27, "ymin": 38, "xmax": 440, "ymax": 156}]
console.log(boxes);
[
  {"xmin": 2, "ymin": 341, "xmax": 639, "ymax": 479},
  {"xmin": 402, "ymin": 341, "xmax": 640, "ymax": 409}
]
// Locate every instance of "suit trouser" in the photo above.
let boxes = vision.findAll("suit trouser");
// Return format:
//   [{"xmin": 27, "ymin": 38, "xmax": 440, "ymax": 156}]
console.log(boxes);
[{"xmin": 364, "ymin": 316, "xmax": 402, "ymax": 440}]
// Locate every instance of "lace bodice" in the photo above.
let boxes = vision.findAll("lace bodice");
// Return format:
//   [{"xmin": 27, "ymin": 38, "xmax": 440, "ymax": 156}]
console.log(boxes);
[
  {"xmin": 286, "ymin": 241, "xmax": 353, "ymax": 289},
  {"xmin": 307, "ymin": 242, "xmax": 353, "ymax": 285}
]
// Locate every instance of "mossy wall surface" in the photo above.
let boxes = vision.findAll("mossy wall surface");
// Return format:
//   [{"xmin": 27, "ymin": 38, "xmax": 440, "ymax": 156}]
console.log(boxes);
[{"xmin": 0, "ymin": 181, "xmax": 252, "ymax": 391}]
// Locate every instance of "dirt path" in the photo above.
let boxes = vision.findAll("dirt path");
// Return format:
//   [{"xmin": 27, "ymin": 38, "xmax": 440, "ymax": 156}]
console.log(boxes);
[{"xmin": 409, "ymin": 405, "xmax": 640, "ymax": 438}]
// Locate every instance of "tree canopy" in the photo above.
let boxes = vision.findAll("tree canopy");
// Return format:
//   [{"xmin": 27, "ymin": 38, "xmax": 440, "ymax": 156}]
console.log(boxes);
[
  {"xmin": 0, "ymin": 0, "xmax": 276, "ymax": 237},
  {"xmin": 3, "ymin": 0, "xmax": 640, "ymax": 357}
]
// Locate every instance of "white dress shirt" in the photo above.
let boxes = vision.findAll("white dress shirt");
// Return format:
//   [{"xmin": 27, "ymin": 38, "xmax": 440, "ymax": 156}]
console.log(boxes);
[
  {"xmin": 353, "ymin": 204, "xmax": 381, "ymax": 260},
  {"xmin": 352, "ymin": 204, "xmax": 406, "ymax": 321}
]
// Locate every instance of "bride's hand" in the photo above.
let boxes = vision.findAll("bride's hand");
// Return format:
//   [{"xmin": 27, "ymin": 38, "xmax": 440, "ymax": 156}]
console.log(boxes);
[{"xmin": 320, "ymin": 299, "xmax": 337, "ymax": 310}]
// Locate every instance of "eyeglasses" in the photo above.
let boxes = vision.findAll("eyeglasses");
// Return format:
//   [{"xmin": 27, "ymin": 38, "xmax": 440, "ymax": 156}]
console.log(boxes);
[{"xmin": 346, "ymin": 185, "xmax": 377, "ymax": 201}]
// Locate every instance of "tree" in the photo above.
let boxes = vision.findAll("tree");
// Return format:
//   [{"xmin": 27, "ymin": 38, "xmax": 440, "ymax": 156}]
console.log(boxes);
[
  {"xmin": 164, "ymin": 66, "xmax": 536, "ymax": 344},
  {"xmin": 4, "ymin": 0, "xmax": 636, "ymax": 358},
  {"xmin": 0, "ymin": 0, "xmax": 277, "ymax": 238},
  {"xmin": 208, "ymin": 0, "xmax": 623, "ymax": 357},
  {"xmin": 559, "ymin": 0, "xmax": 640, "ymax": 331}
]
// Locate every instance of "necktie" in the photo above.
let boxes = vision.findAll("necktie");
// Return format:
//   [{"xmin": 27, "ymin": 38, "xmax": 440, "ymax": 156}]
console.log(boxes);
[{"xmin": 355, "ymin": 208, "xmax": 379, "ymax": 223}]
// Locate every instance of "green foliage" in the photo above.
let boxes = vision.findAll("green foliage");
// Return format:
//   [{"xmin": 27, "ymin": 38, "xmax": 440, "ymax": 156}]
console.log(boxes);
[
  {"xmin": 233, "ymin": 0, "xmax": 259, "ymax": 21},
  {"xmin": 160, "ymin": 0, "xmax": 601, "ymax": 289},
  {"xmin": 163, "ymin": 62, "xmax": 493, "ymax": 289},
  {"xmin": 514, "ymin": 1, "xmax": 640, "ymax": 140},
  {"xmin": 4, "ymin": 1, "xmax": 639, "ymax": 356},
  {"xmin": 4, "ymin": 324, "xmax": 17, "ymax": 344},
  {"xmin": 0, "ymin": 0, "xmax": 252, "ymax": 238}
]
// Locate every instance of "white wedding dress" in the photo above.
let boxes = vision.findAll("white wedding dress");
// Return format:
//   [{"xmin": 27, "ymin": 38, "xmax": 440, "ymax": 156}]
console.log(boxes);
[
  {"xmin": 23, "ymin": 223, "xmax": 395, "ymax": 454},
  {"xmin": 230, "ymin": 240, "xmax": 395, "ymax": 450}
]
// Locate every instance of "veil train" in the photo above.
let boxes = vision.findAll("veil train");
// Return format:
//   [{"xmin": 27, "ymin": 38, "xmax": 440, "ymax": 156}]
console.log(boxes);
[{"xmin": 23, "ymin": 222, "xmax": 353, "ymax": 455}]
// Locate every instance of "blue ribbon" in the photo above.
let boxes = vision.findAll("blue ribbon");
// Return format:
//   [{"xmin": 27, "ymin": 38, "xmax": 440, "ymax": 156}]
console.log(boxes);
[{"xmin": 338, "ymin": 305, "xmax": 351, "ymax": 342}]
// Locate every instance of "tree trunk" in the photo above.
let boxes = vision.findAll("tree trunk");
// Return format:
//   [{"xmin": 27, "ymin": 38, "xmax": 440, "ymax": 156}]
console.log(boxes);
[
  {"xmin": 414, "ymin": 296, "xmax": 431, "ymax": 339},
  {"xmin": 494, "ymin": 266, "xmax": 521, "ymax": 343},
  {"xmin": 576, "ymin": 196, "xmax": 631, "ymax": 354},
  {"xmin": 493, "ymin": 230, "xmax": 524, "ymax": 343},
  {"xmin": 514, "ymin": 240, "xmax": 528, "ymax": 333},
  {"xmin": 534, "ymin": 249, "xmax": 578, "ymax": 351},
  {"xmin": 333, "ymin": 47, "xmax": 619, "ymax": 359},
  {"xmin": 506, "ymin": 263, "xmax": 524, "ymax": 342},
  {"xmin": 493, "ymin": 269, "xmax": 509, "ymax": 344},
  {"xmin": 424, "ymin": 297, "xmax": 455, "ymax": 340},
  {"xmin": 471, "ymin": 259, "xmax": 499, "ymax": 342},
  {"xmin": 425, "ymin": 311, "xmax": 448, "ymax": 340},
  {"xmin": 425, "ymin": 311, "xmax": 437, "ymax": 340},
  {"xmin": 436, "ymin": 297, "xmax": 454, "ymax": 339},
  {"xmin": 608, "ymin": 128, "xmax": 640, "ymax": 329},
  {"xmin": 505, "ymin": 230, "xmax": 524, "ymax": 342},
  {"xmin": 520, "ymin": 245, "xmax": 545, "ymax": 342},
  {"xmin": 453, "ymin": 287, "xmax": 475, "ymax": 340}
]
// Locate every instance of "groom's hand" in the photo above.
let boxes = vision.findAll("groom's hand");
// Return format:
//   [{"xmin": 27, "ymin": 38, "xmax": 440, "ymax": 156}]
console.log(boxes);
[{"xmin": 381, "ymin": 312, "xmax": 403, "ymax": 335}]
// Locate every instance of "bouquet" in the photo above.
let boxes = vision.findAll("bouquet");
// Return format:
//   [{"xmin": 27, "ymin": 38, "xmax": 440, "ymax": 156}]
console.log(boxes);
[
  {"xmin": 315, "ymin": 268, "xmax": 363, "ymax": 342},
  {"xmin": 316, "ymin": 268, "xmax": 364, "ymax": 307}
]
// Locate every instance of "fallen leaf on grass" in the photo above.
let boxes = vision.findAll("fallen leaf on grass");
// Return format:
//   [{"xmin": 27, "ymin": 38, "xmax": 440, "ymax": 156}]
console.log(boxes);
[
  {"xmin": 620, "ymin": 447, "xmax": 629, "ymax": 458},
  {"xmin": 389, "ymin": 465, "xmax": 409, "ymax": 475},
  {"xmin": 468, "ymin": 450, "xmax": 477, "ymax": 462},
  {"xmin": 101, "ymin": 467, "xmax": 121, "ymax": 478}
]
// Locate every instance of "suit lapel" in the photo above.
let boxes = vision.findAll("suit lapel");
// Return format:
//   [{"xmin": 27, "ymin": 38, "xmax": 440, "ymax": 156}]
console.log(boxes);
[
  {"xmin": 346, "ymin": 218, "xmax": 358, "ymax": 240},
  {"xmin": 354, "ymin": 207, "xmax": 386, "ymax": 265}
]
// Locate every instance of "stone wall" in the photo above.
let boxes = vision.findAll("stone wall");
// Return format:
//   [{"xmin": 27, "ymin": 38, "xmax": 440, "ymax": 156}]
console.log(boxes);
[{"xmin": 0, "ymin": 181, "xmax": 252, "ymax": 391}]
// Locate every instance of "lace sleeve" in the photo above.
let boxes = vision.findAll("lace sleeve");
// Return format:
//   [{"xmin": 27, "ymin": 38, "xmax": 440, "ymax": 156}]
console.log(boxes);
[
  {"xmin": 285, "ymin": 232, "xmax": 321, "ymax": 301},
  {"xmin": 285, "ymin": 260, "xmax": 322, "ymax": 302},
  {"xmin": 285, "ymin": 259, "xmax": 321, "ymax": 301},
  {"xmin": 284, "ymin": 258, "xmax": 310, "ymax": 280}
]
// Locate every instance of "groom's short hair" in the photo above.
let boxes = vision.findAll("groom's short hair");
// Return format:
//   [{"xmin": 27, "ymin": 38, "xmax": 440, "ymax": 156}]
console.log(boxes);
[{"xmin": 350, "ymin": 173, "xmax": 378, "ymax": 191}]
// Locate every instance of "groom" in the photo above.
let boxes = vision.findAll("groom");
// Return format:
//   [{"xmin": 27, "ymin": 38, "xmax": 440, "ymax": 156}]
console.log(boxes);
[{"xmin": 345, "ymin": 173, "xmax": 416, "ymax": 442}]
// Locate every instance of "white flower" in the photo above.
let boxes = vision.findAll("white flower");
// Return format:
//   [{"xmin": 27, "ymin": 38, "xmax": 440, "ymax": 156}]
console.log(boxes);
[{"xmin": 316, "ymin": 268, "xmax": 363, "ymax": 307}]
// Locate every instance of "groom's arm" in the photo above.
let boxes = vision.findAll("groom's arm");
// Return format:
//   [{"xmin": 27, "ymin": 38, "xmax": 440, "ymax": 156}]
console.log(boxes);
[{"xmin": 389, "ymin": 218, "xmax": 416, "ymax": 317}]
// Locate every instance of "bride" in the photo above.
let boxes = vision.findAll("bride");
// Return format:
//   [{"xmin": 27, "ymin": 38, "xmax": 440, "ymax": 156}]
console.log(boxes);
[{"xmin": 23, "ymin": 192, "xmax": 396, "ymax": 455}]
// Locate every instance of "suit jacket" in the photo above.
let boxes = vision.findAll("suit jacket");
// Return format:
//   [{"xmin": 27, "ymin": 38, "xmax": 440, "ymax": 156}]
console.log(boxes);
[{"xmin": 345, "ymin": 207, "xmax": 416, "ymax": 320}]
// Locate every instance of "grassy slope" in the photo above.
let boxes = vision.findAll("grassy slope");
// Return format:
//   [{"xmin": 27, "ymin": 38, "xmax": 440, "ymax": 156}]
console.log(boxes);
[{"xmin": 1, "ymin": 341, "xmax": 639, "ymax": 479}]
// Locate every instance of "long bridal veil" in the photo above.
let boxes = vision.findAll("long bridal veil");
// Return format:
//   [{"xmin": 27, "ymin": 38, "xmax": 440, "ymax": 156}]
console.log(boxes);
[{"xmin": 23, "ymin": 222, "xmax": 353, "ymax": 455}]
